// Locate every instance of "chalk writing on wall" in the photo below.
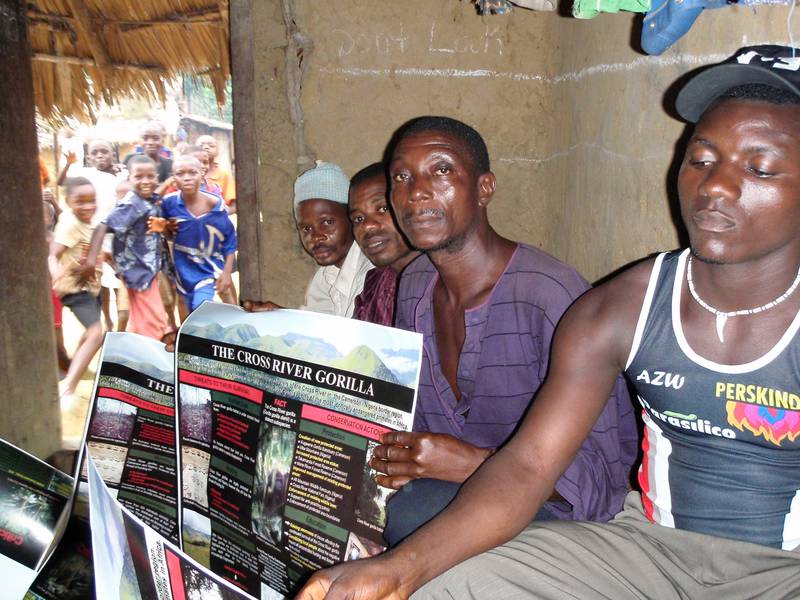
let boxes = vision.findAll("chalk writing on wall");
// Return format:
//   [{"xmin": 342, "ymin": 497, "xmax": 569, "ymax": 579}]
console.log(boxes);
[{"xmin": 330, "ymin": 21, "xmax": 504, "ymax": 58}]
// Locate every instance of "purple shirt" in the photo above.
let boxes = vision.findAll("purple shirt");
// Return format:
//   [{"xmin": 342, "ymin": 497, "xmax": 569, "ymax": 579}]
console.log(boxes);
[
  {"xmin": 395, "ymin": 243, "xmax": 638, "ymax": 522},
  {"xmin": 353, "ymin": 266, "xmax": 398, "ymax": 327}
]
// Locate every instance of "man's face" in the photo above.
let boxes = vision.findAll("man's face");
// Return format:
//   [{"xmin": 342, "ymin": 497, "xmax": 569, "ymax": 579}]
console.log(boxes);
[
  {"xmin": 349, "ymin": 174, "xmax": 412, "ymax": 268},
  {"xmin": 68, "ymin": 184, "xmax": 97, "ymax": 224},
  {"xmin": 141, "ymin": 128, "xmax": 163, "ymax": 159},
  {"xmin": 88, "ymin": 141, "xmax": 113, "ymax": 171},
  {"xmin": 173, "ymin": 159, "xmax": 203, "ymax": 195},
  {"xmin": 129, "ymin": 163, "xmax": 158, "ymax": 199},
  {"xmin": 678, "ymin": 100, "xmax": 800, "ymax": 265},
  {"xmin": 198, "ymin": 136, "xmax": 218, "ymax": 159},
  {"xmin": 296, "ymin": 199, "xmax": 353, "ymax": 268},
  {"xmin": 389, "ymin": 131, "xmax": 487, "ymax": 253}
]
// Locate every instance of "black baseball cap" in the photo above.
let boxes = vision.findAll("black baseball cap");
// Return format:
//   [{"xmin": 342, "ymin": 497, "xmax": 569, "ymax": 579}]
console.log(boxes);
[{"xmin": 676, "ymin": 45, "xmax": 800, "ymax": 123}]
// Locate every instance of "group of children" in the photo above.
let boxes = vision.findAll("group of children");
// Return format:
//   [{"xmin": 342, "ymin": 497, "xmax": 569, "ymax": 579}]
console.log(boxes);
[{"xmin": 46, "ymin": 126, "xmax": 238, "ymax": 407}]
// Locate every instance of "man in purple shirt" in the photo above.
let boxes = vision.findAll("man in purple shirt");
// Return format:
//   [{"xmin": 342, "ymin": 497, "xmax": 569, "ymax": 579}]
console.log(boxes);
[{"xmin": 369, "ymin": 116, "xmax": 638, "ymax": 545}]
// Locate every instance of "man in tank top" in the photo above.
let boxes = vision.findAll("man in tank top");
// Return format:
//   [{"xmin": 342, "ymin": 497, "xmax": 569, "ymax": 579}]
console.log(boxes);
[{"xmin": 297, "ymin": 44, "xmax": 800, "ymax": 600}]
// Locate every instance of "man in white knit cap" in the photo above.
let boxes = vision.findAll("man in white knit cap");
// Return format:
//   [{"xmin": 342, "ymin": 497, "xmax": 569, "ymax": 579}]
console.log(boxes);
[{"xmin": 294, "ymin": 161, "xmax": 372, "ymax": 317}]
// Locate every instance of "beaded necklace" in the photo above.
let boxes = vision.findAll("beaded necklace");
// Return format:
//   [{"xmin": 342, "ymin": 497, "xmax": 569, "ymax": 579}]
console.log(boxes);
[{"xmin": 686, "ymin": 255, "xmax": 800, "ymax": 343}]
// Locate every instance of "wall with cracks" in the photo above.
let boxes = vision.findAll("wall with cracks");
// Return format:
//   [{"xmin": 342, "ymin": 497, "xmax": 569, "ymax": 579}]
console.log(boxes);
[{"xmin": 239, "ymin": 1, "xmax": 798, "ymax": 306}]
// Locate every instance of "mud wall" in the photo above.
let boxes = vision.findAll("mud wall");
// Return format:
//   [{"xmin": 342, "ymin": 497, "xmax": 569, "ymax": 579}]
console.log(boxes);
[{"xmin": 242, "ymin": 1, "xmax": 796, "ymax": 304}]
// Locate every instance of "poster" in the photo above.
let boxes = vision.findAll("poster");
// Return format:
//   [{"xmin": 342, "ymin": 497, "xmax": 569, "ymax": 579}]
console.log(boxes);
[
  {"xmin": 23, "ymin": 496, "xmax": 93, "ymax": 600},
  {"xmin": 86, "ymin": 452, "xmax": 254, "ymax": 600},
  {"xmin": 175, "ymin": 303, "xmax": 422, "ymax": 598},
  {"xmin": 26, "ymin": 332, "xmax": 177, "ymax": 600},
  {"xmin": 79, "ymin": 332, "xmax": 179, "ymax": 543},
  {"xmin": 0, "ymin": 439, "xmax": 73, "ymax": 600}
]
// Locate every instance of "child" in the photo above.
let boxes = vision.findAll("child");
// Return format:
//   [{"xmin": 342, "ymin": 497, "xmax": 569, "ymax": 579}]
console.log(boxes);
[
  {"xmin": 159, "ymin": 155, "xmax": 237, "ymax": 316},
  {"xmin": 100, "ymin": 180, "xmax": 132, "ymax": 331},
  {"xmin": 187, "ymin": 145, "xmax": 223, "ymax": 198},
  {"xmin": 59, "ymin": 139, "xmax": 125, "ymax": 331},
  {"xmin": 83, "ymin": 155, "xmax": 167, "ymax": 340},
  {"xmin": 155, "ymin": 145, "xmax": 222, "ymax": 198},
  {"xmin": 43, "ymin": 200, "xmax": 71, "ymax": 375},
  {"xmin": 197, "ymin": 135, "xmax": 236, "ymax": 212},
  {"xmin": 49, "ymin": 177, "xmax": 104, "ymax": 407}
]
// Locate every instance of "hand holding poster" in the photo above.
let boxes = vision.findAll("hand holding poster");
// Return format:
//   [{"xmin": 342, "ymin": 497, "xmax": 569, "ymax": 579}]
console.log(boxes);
[{"xmin": 175, "ymin": 303, "xmax": 422, "ymax": 598}]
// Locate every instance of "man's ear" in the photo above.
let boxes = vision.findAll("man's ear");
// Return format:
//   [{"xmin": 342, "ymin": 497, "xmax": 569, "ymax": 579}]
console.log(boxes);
[{"xmin": 477, "ymin": 172, "xmax": 497, "ymax": 208}]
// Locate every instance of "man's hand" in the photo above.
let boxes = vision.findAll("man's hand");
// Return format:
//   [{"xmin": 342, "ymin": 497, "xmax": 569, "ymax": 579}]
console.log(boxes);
[
  {"xmin": 64, "ymin": 151, "xmax": 77, "ymax": 166},
  {"xmin": 296, "ymin": 556, "xmax": 410, "ymax": 600},
  {"xmin": 242, "ymin": 299, "xmax": 283, "ymax": 312},
  {"xmin": 370, "ymin": 431, "xmax": 492, "ymax": 489}
]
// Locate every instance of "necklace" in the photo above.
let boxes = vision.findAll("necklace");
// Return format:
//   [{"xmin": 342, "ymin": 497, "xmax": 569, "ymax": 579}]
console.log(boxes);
[{"xmin": 686, "ymin": 256, "xmax": 800, "ymax": 343}]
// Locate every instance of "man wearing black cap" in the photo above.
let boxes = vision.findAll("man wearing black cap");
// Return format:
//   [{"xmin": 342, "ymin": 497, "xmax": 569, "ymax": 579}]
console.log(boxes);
[{"xmin": 297, "ymin": 44, "xmax": 800, "ymax": 600}]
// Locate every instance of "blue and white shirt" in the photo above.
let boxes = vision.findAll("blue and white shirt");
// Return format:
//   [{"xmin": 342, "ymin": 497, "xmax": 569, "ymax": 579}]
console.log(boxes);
[
  {"xmin": 161, "ymin": 192, "xmax": 237, "ymax": 294},
  {"xmin": 103, "ymin": 191, "xmax": 162, "ymax": 292}
]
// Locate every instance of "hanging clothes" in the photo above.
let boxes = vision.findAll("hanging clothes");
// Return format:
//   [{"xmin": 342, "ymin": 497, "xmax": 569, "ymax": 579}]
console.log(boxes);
[
  {"xmin": 475, "ymin": 0, "xmax": 514, "ymax": 13},
  {"xmin": 572, "ymin": 0, "xmax": 649, "ymax": 20},
  {"xmin": 641, "ymin": 0, "xmax": 727, "ymax": 55},
  {"xmin": 474, "ymin": 0, "xmax": 557, "ymax": 13}
]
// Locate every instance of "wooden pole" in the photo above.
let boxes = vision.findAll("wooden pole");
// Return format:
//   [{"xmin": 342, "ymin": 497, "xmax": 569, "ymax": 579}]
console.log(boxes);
[
  {"xmin": 0, "ymin": 0, "xmax": 62, "ymax": 459},
  {"xmin": 230, "ymin": 0, "xmax": 262, "ymax": 298}
]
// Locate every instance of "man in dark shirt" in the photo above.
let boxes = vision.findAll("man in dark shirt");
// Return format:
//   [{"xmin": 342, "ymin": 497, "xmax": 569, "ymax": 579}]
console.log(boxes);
[{"xmin": 350, "ymin": 162, "xmax": 419, "ymax": 326}]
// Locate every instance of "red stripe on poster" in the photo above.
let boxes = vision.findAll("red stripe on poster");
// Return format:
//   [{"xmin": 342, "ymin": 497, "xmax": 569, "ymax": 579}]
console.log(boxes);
[
  {"xmin": 179, "ymin": 370, "xmax": 263, "ymax": 404},
  {"xmin": 97, "ymin": 387, "xmax": 174, "ymax": 417},
  {"xmin": 301, "ymin": 404, "xmax": 389, "ymax": 442},
  {"xmin": 164, "ymin": 548, "xmax": 187, "ymax": 600}
]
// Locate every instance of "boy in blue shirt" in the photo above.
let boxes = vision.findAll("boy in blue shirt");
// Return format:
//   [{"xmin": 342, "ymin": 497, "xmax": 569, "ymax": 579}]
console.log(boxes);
[
  {"xmin": 160, "ymin": 155, "xmax": 237, "ymax": 314},
  {"xmin": 83, "ymin": 155, "xmax": 168, "ymax": 341}
]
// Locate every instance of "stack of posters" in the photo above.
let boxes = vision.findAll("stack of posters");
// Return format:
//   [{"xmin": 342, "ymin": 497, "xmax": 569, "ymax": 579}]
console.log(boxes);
[
  {"xmin": 0, "ymin": 302, "xmax": 423, "ymax": 600},
  {"xmin": 25, "ymin": 332, "xmax": 176, "ymax": 600},
  {"xmin": 87, "ymin": 452, "xmax": 253, "ymax": 600}
]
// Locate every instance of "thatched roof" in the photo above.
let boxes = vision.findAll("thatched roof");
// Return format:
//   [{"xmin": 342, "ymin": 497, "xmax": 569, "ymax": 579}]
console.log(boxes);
[{"xmin": 28, "ymin": 0, "xmax": 230, "ymax": 123}]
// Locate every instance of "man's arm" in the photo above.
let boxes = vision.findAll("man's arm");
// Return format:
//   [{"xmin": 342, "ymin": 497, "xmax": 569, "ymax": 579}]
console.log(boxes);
[{"xmin": 297, "ymin": 261, "xmax": 651, "ymax": 600}]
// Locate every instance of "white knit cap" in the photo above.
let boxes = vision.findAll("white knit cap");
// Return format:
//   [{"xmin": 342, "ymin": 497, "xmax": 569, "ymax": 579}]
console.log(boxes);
[{"xmin": 293, "ymin": 161, "xmax": 349, "ymax": 215}]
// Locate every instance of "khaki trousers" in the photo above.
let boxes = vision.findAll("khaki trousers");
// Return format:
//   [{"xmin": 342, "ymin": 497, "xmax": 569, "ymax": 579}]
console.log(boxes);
[{"xmin": 415, "ymin": 492, "xmax": 800, "ymax": 600}]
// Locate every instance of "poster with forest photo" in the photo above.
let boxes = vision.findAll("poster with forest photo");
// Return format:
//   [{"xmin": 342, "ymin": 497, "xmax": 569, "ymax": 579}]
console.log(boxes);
[{"xmin": 175, "ymin": 303, "xmax": 422, "ymax": 598}]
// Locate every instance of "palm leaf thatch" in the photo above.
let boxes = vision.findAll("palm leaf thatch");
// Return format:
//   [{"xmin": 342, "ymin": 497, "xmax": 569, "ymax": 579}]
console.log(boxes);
[{"xmin": 28, "ymin": 0, "xmax": 230, "ymax": 124}]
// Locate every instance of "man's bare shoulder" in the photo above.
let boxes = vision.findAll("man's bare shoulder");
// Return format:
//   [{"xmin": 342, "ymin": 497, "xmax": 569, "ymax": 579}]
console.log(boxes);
[
  {"xmin": 594, "ymin": 255, "xmax": 658, "ymax": 310},
  {"xmin": 559, "ymin": 256, "xmax": 660, "ymax": 366}
]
